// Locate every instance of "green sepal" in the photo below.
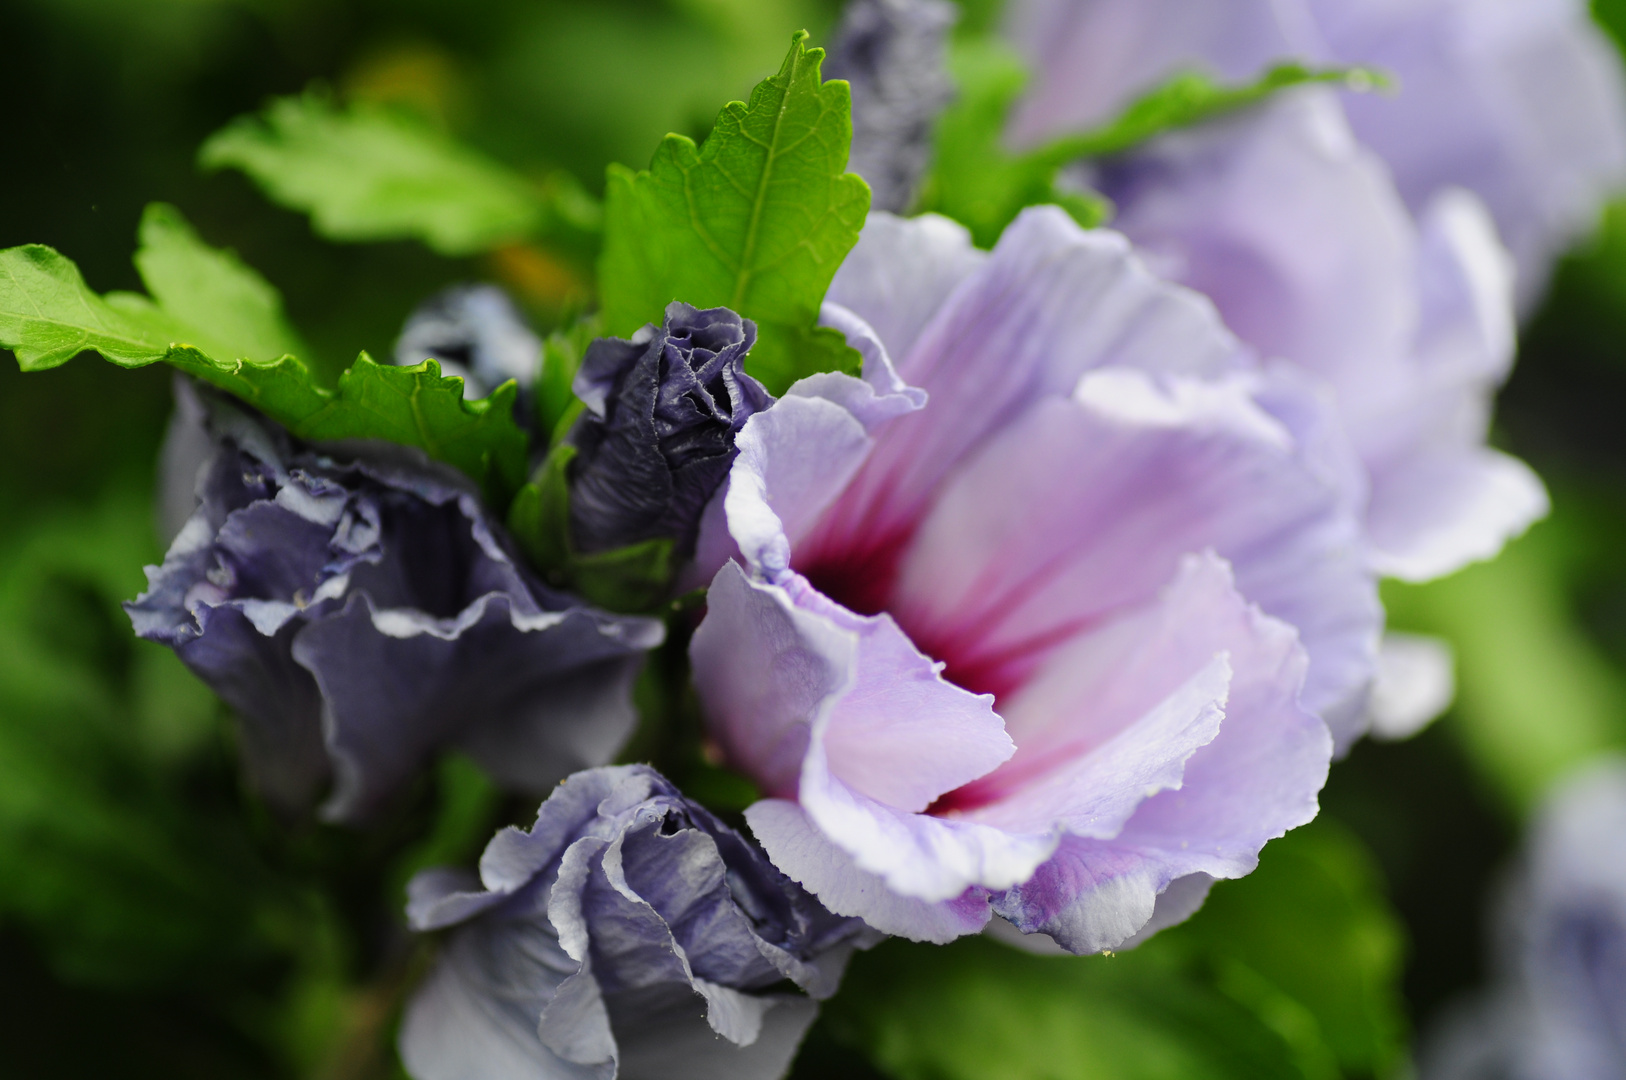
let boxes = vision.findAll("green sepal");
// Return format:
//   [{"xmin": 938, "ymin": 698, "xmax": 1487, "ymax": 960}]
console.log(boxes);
[
  {"xmin": 508, "ymin": 444, "xmax": 676, "ymax": 613},
  {"xmin": 599, "ymin": 31, "xmax": 871, "ymax": 395},
  {"xmin": 536, "ymin": 317, "xmax": 600, "ymax": 439}
]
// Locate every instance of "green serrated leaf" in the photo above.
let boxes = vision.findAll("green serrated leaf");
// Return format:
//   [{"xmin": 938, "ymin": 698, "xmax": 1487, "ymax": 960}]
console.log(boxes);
[
  {"xmin": 133, "ymin": 202, "xmax": 311, "ymax": 366},
  {"xmin": 200, "ymin": 92, "xmax": 549, "ymax": 257},
  {"xmin": 921, "ymin": 43, "xmax": 1380, "ymax": 247},
  {"xmin": 600, "ymin": 31, "xmax": 871, "ymax": 394},
  {"xmin": 0, "ymin": 223, "xmax": 529, "ymax": 504},
  {"xmin": 0, "ymin": 245, "xmax": 183, "ymax": 370}
]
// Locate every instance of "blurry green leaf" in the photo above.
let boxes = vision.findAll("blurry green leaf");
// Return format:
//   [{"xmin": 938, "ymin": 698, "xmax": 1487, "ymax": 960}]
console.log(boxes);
[
  {"xmin": 599, "ymin": 31, "xmax": 871, "ymax": 394},
  {"xmin": 1384, "ymin": 511, "xmax": 1626, "ymax": 812},
  {"xmin": 821, "ymin": 817, "xmax": 1408, "ymax": 1080},
  {"xmin": 825, "ymin": 936, "xmax": 1308, "ymax": 1080},
  {"xmin": 200, "ymin": 93, "xmax": 551, "ymax": 257},
  {"xmin": 0, "ymin": 235, "xmax": 530, "ymax": 504},
  {"xmin": 917, "ymin": 39, "xmax": 1108, "ymax": 247},
  {"xmin": 1166, "ymin": 820, "xmax": 1409, "ymax": 1078},
  {"xmin": 133, "ymin": 202, "xmax": 311, "ymax": 367},
  {"xmin": 1033, "ymin": 65, "xmax": 1387, "ymax": 164},
  {"xmin": 920, "ymin": 43, "xmax": 1381, "ymax": 247},
  {"xmin": 0, "ymin": 490, "xmax": 280, "ymax": 988}
]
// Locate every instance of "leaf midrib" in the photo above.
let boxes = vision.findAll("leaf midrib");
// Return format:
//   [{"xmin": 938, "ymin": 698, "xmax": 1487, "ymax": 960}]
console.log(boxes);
[{"xmin": 729, "ymin": 46, "xmax": 802, "ymax": 311}]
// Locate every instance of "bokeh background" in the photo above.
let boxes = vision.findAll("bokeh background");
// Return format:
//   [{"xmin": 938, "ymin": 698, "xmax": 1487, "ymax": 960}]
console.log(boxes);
[{"xmin": 2, "ymin": 0, "xmax": 1623, "ymax": 1076}]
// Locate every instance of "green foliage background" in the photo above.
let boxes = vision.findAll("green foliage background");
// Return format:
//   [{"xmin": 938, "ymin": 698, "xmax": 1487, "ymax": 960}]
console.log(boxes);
[{"xmin": 0, "ymin": 0, "xmax": 1623, "ymax": 1077}]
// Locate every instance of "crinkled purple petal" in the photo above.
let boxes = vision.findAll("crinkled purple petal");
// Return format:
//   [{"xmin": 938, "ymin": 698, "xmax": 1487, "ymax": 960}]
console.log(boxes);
[
  {"xmin": 1420, "ymin": 758, "xmax": 1626, "ymax": 1079},
  {"xmin": 567, "ymin": 302, "xmax": 771, "ymax": 557},
  {"xmin": 400, "ymin": 766, "xmax": 874, "ymax": 1080},
  {"xmin": 128, "ymin": 383, "xmax": 662, "ymax": 821},
  {"xmin": 293, "ymin": 592, "xmax": 651, "ymax": 821}
]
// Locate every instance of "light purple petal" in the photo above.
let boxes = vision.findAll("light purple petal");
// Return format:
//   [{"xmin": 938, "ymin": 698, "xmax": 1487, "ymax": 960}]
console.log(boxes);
[
  {"xmin": 1362, "ymin": 192, "xmax": 1549, "ymax": 579},
  {"xmin": 693, "ymin": 563, "xmax": 1055, "ymax": 909},
  {"xmin": 694, "ymin": 563, "xmax": 1021, "ymax": 839},
  {"xmin": 685, "ymin": 349, "xmax": 926, "ymax": 591},
  {"xmin": 889, "ymin": 367, "xmax": 1376, "ymax": 731},
  {"xmin": 1094, "ymin": 88, "xmax": 1416, "ymax": 421},
  {"xmin": 797, "ymin": 206, "xmax": 1250, "ymax": 577},
  {"xmin": 989, "ymin": 554, "xmax": 1330, "ymax": 952},
  {"xmin": 1316, "ymin": 0, "xmax": 1626, "ymax": 308},
  {"xmin": 1004, "ymin": 0, "xmax": 1315, "ymax": 146},
  {"xmin": 746, "ymin": 799, "xmax": 995, "ymax": 943},
  {"xmin": 1005, "ymin": 0, "xmax": 1626, "ymax": 307},
  {"xmin": 951, "ymin": 556, "xmax": 1242, "ymax": 837},
  {"xmin": 1367, "ymin": 446, "xmax": 1549, "ymax": 582},
  {"xmin": 826, "ymin": 211, "xmax": 987, "ymax": 364},
  {"xmin": 1094, "ymin": 88, "xmax": 1543, "ymax": 590},
  {"xmin": 1365, "ymin": 631, "xmax": 1456, "ymax": 742}
]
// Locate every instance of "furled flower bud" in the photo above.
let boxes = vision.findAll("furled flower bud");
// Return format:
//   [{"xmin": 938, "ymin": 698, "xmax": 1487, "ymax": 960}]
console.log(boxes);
[
  {"xmin": 825, "ymin": 0, "xmax": 958, "ymax": 214},
  {"xmin": 567, "ymin": 302, "xmax": 771, "ymax": 557},
  {"xmin": 394, "ymin": 284, "xmax": 542, "ymax": 398},
  {"xmin": 401, "ymin": 765, "xmax": 878, "ymax": 1080},
  {"xmin": 128, "ymin": 380, "xmax": 663, "ymax": 822}
]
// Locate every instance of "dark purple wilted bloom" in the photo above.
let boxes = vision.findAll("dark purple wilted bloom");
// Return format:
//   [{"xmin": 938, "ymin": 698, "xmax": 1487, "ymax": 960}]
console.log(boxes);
[
  {"xmin": 567, "ymin": 302, "xmax": 771, "ymax": 558},
  {"xmin": 400, "ymin": 765, "xmax": 877, "ymax": 1080},
  {"xmin": 825, "ymin": 0, "xmax": 958, "ymax": 214},
  {"xmin": 128, "ymin": 381, "xmax": 663, "ymax": 822}
]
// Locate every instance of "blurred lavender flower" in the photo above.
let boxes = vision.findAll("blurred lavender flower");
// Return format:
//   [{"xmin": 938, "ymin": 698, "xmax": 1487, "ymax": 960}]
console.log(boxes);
[
  {"xmin": 567, "ymin": 302, "xmax": 771, "ymax": 558},
  {"xmin": 1004, "ymin": 0, "xmax": 1626, "ymax": 309},
  {"xmin": 687, "ymin": 207, "xmax": 1362, "ymax": 951},
  {"xmin": 394, "ymin": 284, "xmax": 542, "ymax": 398},
  {"xmin": 824, "ymin": 0, "xmax": 958, "ymax": 213},
  {"xmin": 129, "ymin": 380, "xmax": 662, "ymax": 821},
  {"xmin": 1086, "ymin": 88, "xmax": 1548, "ymax": 583},
  {"xmin": 1422, "ymin": 758, "xmax": 1626, "ymax": 1080},
  {"xmin": 401, "ymin": 765, "xmax": 876, "ymax": 1080}
]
